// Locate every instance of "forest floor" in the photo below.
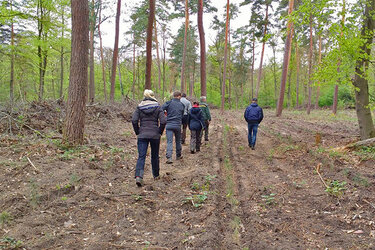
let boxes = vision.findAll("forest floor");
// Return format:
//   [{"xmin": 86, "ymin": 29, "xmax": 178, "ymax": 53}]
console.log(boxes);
[{"xmin": 1, "ymin": 102, "xmax": 375, "ymax": 249}]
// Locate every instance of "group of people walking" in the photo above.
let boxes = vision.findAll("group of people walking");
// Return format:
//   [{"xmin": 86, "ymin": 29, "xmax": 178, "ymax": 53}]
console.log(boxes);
[{"xmin": 131, "ymin": 90, "xmax": 211, "ymax": 187}]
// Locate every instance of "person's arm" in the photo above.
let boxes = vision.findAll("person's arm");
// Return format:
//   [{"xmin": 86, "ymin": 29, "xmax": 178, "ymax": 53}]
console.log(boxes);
[
  {"xmin": 259, "ymin": 108, "xmax": 264, "ymax": 123},
  {"xmin": 188, "ymin": 101, "xmax": 192, "ymax": 111},
  {"xmin": 131, "ymin": 108, "xmax": 140, "ymax": 135},
  {"xmin": 207, "ymin": 106, "xmax": 211, "ymax": 121},
  {"xmin": 158, "ymin": 108, "xmax": 167, "ymax": 135}
]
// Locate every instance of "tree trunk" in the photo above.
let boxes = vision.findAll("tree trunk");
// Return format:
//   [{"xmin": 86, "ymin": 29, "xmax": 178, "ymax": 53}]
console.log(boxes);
[
  {"xmin": 228, "ymin": 24, "xmax": 231, "ymax": 109},
  {"xmin": 295, "ymin": 40, "xmax": 300, "ymax": 108},
  {"xmin": 63, "ymin": 0, "xmax": 89, "ymax": 145},
  {"xmin": 272, "ymin": 45, "xmax": 277, "ymax": 106},
  {"xmin": 221, "ymin": 0, "xmax": 230, "ymax": 113},
  {"xmin": 180, "ymin": 0, "xmax": 189, "ymax": 93},
  {"xmin": 88, "ymin": 0, "xmax": 95, "ymax": 104},
  {"xmin": 307, "ymin": 14, "xmax": 313, "ymax": 115},
  {"xmin": 98, "ymin": 0, "xmax": 107, "ymax": 102},
  {"xmin": 315, "ymin": 34, "xmax": 322, "ymax": 109},
  {"xmin": 118, "ymin": 57, "xmax": 124, "ymax": 99},
  {"xmin": 10, "ymin": 8, "xmax": 15, "ymax": 106},
  {"xmin": 197, "ymin": 0, "xmax": 206, "ymax": 97},
  {"xmin": 145, "ymin": 0, "xmax": 155, "ymax": 90},
  {"xmin": 132, "ymin": 41, "xmax": 136, "ymax": 99},
  {"xmin": 287, "ymin": 67, "xmax": 292, "ymax": 109},
  {"xmin": 59, "ymin": 5, "xmax": 65, "ymax": 99},
  {"xmin": 276, "ymin": 0, "xmax": 294, "ymax": 116},
  {"xmin": 110, "ymin": 0, "xmax": 121, "ymax": 102},
  {"xmin": 153, "ymin": 19, "xmax": 162, "ymax": 92},
  {"xmin": 37, "ymin": 0, "xmax": 44, "ymax": 101},
  {"xmin": 255, "ymin": 4, "xmax": 269, "ymax": 99},
  {"xmin": 353, "ymin": 0, "xmax": 375, "ymax": 140}
]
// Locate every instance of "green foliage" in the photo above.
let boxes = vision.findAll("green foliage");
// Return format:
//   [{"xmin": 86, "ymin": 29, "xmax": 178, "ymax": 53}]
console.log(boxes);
[
  {"xmin": 132, "ymin": 194, "xmax": 143, "ymax": 201},
  {"xmin": 184, "ymin": 192, "xmax": 208, "ymax": 208},
  {"xmin": 261, "ymin": 193, "xmax": 276, "ymax": 206},
  {"xmin": 0, "ymin": 211, "xmax": 12, "ymax": 225},
  {"xmin": 325, "ymin": 180, "xmax": 346, "ymax": 197},
  {"xmin": 29, "ymin": 179, "xmax": 40, "ymax": 207},
  {"xmin": 0, "ymin": 236, "xmax": 23, "ymax": 249},
  {"xmin": 353, "ymin": 146, "xmax": 375, "ymax": 161}
]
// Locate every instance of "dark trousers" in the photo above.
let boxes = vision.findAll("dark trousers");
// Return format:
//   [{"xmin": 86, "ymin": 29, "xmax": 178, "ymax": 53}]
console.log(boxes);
[
  {"xmin": 200, "ymin": 120, "xmax": 210, "ymax": 141},
  {"xmin": 247, "ymin": 123, "xmax": 259, "ymax": 146},
  {"xmin": 190, "ymin": 130, "xmax": 202, "ymax": 152},
  {"xmin": 181, "ymin": 115, "xmax": 188, "ymax": 144},
  {"xmin": 135, "ymin": 138, "xmax": 160, "ymax": 179}
]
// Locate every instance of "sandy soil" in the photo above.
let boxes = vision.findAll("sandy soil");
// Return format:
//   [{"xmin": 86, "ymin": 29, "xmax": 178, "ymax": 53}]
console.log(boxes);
[{"xmin": 0, "ymin": 103, "xmax": 374, "ymax": 249}]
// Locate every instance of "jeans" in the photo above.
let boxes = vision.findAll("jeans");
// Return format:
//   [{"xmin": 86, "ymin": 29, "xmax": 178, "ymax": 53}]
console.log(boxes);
[
  {"xmin": 135, "ymin": 138, "xmax": 160, "ymax": 178},
  {"xmin": 247, "ymin": 123, "xmax": 259, "ymax": 146},
  {"xmin": 166, "ymin": 127, "xmax": 182, "ymax": 159},
  {"xmin": 181, "ymin": 116, "xmax": 188, "ymax": 144},
  {"xmin": 190, "ymin": 130, "xmax": 202, "ymax": 152}
]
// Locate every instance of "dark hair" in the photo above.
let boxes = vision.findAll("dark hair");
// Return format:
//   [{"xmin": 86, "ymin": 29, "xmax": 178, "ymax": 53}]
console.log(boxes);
[
  {"xmin": 252, "ymin": 98, "xmax": 258, "ymax": 101},
  {"xmin": 182, "ymin": 93, "xmax": 187, "ymax": 97},
  {"xmin": 193, "ymin": 101, "xmax": 199, "ymax": 105},
  {"xmin": 173, "ymin": 91, "xmax": 182, "ymax": 97}
]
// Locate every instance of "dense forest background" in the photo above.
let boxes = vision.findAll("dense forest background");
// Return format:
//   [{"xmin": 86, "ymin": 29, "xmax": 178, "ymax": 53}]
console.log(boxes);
[{"xmin": 1, "ymin": 0, "xmax": 375, "ymax": 140}]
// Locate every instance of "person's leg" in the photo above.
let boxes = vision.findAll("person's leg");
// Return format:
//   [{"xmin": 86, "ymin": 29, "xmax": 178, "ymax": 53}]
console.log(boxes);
[
  {"xmin": 135, "ymin": 138, "xmax": 149, "ymax": 178},
  {"xmin": 247, "ymin": 123, "xmax": 252, "ymax": 146},
  {"xmin": 204, "ymin": 121, "xmax": 209, "ymax": 141},
  {"xmin": 196, "ymin": 129, "xmax": 202, "ymax": 151},
  {"xmin": 166, "ymin": 129, "xmax": 173, "ymax": 160},
  {"xmin": 175, "ymin": 127, "xmax": 182, "ymax": 158},
  {"xmin": 190, "ymin": 130, "xmax": 196, "ymax": 152},
  {"xmin": 150, "ymin": 138, "xmax": 160, "ymax": 178},
  {"xmin": 252, "ymin": 124, "xmax": 259, "ymax": 147},
  {"xmin": 181, "ymin": 116, "xmax": 188, "ymax": 144}
]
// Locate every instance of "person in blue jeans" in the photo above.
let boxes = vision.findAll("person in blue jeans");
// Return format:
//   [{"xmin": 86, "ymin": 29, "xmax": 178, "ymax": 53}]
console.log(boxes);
[
  {"xmin": 162, "ymin": 91, "xmax": 185, "ymax": 164},
  {"xmin": 132, "ymin": 89, "xmax": 166, "ymax": 187},
  {"xmin": 244, "ymin": 98, "xmax": 264, "ymax": 150}
]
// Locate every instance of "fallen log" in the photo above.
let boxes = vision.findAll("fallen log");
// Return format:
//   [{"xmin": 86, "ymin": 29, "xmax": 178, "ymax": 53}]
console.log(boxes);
[{"xmin": 334, "ymin": 137, "xmax": 375, "ymax": 152}]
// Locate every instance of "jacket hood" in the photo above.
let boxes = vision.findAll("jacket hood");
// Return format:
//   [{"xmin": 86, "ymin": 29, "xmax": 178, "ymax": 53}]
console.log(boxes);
[
  {"xmin": 138, "ymin": 99, "xmax": 159, "ymax": 114},
  {"xmin": 251, "ymin": 103, "xmax": 258, "ymax": 107},
  {"xmin": 190, "ymin": 107, "xmax": 201, "ymax": 114}
]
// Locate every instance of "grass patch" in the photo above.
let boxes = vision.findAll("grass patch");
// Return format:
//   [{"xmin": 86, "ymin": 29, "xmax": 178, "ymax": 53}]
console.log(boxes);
[
  {"xmin": 325, "ymin": 180, "xmax": 347, "ymax": 197},
  {"xmin": 0, "ymin": 211, "xmax": 12, "ymax": 225}
]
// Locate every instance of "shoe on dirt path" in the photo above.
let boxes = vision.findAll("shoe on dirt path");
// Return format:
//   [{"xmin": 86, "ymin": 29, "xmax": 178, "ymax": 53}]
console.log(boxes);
[
  {"xmin": 251, "ymin": 145, "xmax": 255, "ymax": 150},
  {"xmin": 135, "ymin": 177, "xmax": 144, "ymax": 187},
  {"xmin": 176, "ymin": 155, "xmax": 183, "ymax": 160},
  {"xmin": 166, "ymin": 158, "xmax": 173, "ymax": 164},
  {"xmin": 190, "ymin": 150, "xmax": 195, "ymax": 154}
]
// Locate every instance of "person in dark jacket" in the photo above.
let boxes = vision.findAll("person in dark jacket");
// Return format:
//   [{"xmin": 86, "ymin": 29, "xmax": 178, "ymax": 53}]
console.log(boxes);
[
  {"xmin": 244, "ymin": 98, "xmax": 264, "ymax": 150},
  {"xmin": 188, "ymin": 102, "xmax": 206, "ymax": 154},
  {"xmin": 199, "ymin": 96, "xmax": 211, "ymax": 141},
  {"xmin": 162, "ymin": 91, "xmax": 185, "ymax": 164},
  {"xmin": 180, "ymin": 93, "xmax": 192, "ymax": 144},
  {"xmin": 132, "ymin": 89, "xmax": 166, "ymax": 187}
]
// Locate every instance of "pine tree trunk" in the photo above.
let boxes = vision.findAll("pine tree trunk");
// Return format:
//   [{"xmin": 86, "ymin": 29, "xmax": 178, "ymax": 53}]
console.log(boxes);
[
  {"xmin": 153, "ymin": 19, "xmax": 162, "ymax": 91},
  {"xmin": 88, "ymin": 0, "xmax": 95, "ymax": 104},
  {"xmin": 353, "ymin": 0, "xmax": 375, "ymax": 140},
  {"xmin": 10, "ymin": 10, "xmax": 14, "ymax": 106},
  {"xmin": 315, "ymin": 35, "xmax": 322, "ymax": 109},
  {"xmin": 307, "ymin": 14, "xmax": 313, "ymax": 115},
  {"xmin": 251, "ymin": 37, "xmax": 255, "ymax": 101},
  {"xmin": 98, "ymin": 0, "xmax": 107, "ymax": 102},
  {"xmin": 37, "ymin": 0, "xmax": 44, "ymax": 101},
  {"xmin": 110, "ymin": 0, "xmax": 121, "ymax": 102},
  {"xmin": 221, "ymin": 0, "xmax": 230, "ymax": 113},
  {"xmin": 197, "ymin": 0, "xmax": 206, "ymax": 97},
  {"xmin": 118, "ymin": 57, "xmax": 124, "ymax": 99},
  {"xmin": 276, "ymin": 0, "xmax": 294, "ymax": 116},
  {"xmin": 132, "ymin": 41, "xmax": 136, "ymax": 99},
  {"xmin": 273, "ymin": 45, "xmax": 277, "ymax": 106},
  {"xmin": 228, "ymin": 24, "xmax": 231, "ymax": 109},
  {"xmin": 180, "ymin": 0, "xmax": 189, "ymax": 93},
  {"xmin": 63, "ymin": 0, "xmax": 89, "ymax": 145},
  {"xmin": 145, "ymin": 0, "xmax": 155, "ymax": 90},
  {"xmin": 255, "ymin": 4, "xmax": 269, "ymax": 99}
]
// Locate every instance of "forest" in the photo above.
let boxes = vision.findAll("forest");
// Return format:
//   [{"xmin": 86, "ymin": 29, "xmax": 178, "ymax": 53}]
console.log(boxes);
[{"xmin": 0, "ymin": 0, "xmax": 375, "ymax": 249}]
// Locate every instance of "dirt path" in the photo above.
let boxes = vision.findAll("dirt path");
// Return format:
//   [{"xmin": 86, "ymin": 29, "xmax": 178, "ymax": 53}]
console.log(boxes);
[{"xmin": 1, "ymin": 107, "xmax": 375, "ymax": 249}]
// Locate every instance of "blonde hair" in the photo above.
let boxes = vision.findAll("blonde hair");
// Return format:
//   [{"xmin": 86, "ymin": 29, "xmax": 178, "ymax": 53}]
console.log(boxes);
[{"xmin": 143, "ymin": 89, "xmax": 156, "ymax": 99}]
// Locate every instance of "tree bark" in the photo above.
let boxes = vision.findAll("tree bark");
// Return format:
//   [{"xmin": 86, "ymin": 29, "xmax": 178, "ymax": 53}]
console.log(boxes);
[
  {"xmin": 251, "ymin": 38, "xmax": 255, "ymax": 101},
  {"xmin": 89, "ymin": 0, "xmax": 95, "ymax": 104},
  {"xmin": 255, "ymin": 3, "xmax": 269, "ymax": 99},
  {"xmin": 197, "ymin": 0, "xmax": 206, "ymax": 97},
  {"xmin": 276, "ymin": 0, "xmax": 294, "ymax": 116},
  {"xmin": 110, "ymin": 0, "xmax": 121, "ymax": 102},
  {"xmin": 307, "ymin": 14, "xmax": 313, "ymax": 115},
  {"xmin": 145, "ymin": 0, "xmax": 155, "ymax": 90},
  {"xmin": 154, "ymin": 19, "xmax": 162, "ymax": 91},
  {"xmin": 63, "ymin": 0, "xmax": 89, "ymax": 145},
  {"xmin": 118, "ymin": 57, "xmax": 124, "ymax": 98},
  {"xmin": 98, "ymin": 0, "xmax": 107, "ymax": 102},
  {"xmin": 295, "ymin": 40, "xmax": 300, "ymax": 108},
  {"xmin": 132, "ymin": 40, "xmax": 136, "ymax": 99},
  {"xmin": 221, "ymin": 0, "xmax": 230, "ymax": 113},
  {"xmin": 352, "ymin": 0, "xmax": 375, "ymax": 140},
  {"xmin": 10, "ymin": 5, "xmax": 15, "ymax": 106},
  {"xmin": 180, "ymin": 0, "xmax": 189, "ymax": 93}
]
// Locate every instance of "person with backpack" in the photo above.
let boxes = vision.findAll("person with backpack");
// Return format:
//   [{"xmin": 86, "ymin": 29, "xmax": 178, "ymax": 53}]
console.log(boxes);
[
  {"xmin": 132, "ymin": 89, "xmax": 167, "ymax": 187},
  {"xmin": 199, "ymin": 96, "xmax": 211, "ymax": 142},
  {"xmin": 244, "ymin": 98, "xmax": 264, "ymax": 150},
  {"xmin": 162, "ymin": 91, "xmax": 185, "ymax": 164},
  {"xmin": 180, "ymin": 93, "xmax": 192, "ymax": 144},
  {"xmin": 188, "ymin": 102, "xmax": 206, "ymax": 154}
]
